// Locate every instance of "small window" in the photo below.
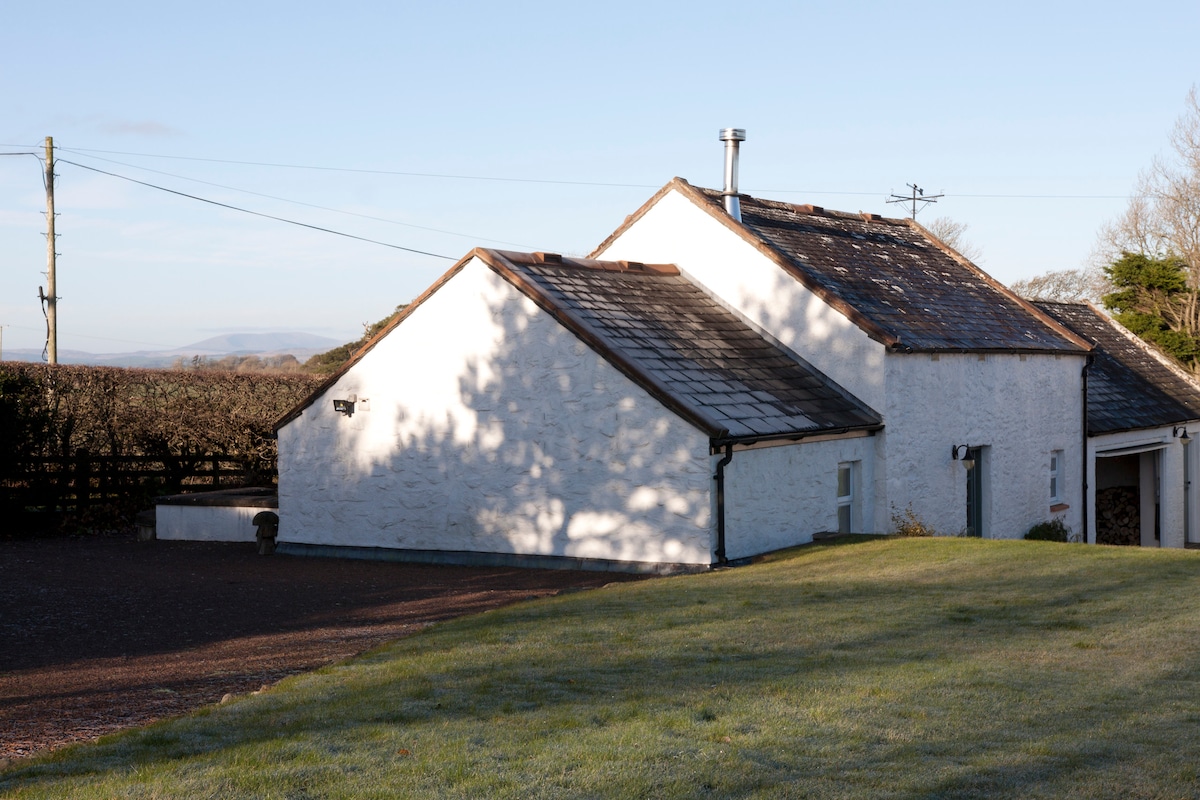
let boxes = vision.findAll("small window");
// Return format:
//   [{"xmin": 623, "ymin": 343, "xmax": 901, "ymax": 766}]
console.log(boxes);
[
  {"xmin": 1050, "ymin": 450, "xmax": 1063, "ymax": 504},
  {"xmin": 837, "ymin": 462, "xmax": 854, "ymax": 534}
]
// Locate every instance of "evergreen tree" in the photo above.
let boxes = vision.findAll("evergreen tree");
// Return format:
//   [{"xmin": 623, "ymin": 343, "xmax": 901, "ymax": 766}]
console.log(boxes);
[{"xmin": 1102, "ymin": 251, "xmax": 1200, "ymax": 368}]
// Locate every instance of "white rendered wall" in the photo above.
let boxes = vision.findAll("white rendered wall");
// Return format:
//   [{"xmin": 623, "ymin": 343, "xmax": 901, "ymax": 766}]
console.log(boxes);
[
  {"xmin": 156, "ymin": 505, "xmax": 260, "ymax": 542},
  {"xmin": 722, "ymin": 435, "xmax": 877, "ymax": 561},
  {"xmin": 596, "ymin": 188, "xmax": 1086, "ymax": 541},
  {"xmin": 278, "ymin": 257, "xmax": 715, "ymax": 566},
  {"xmin": 1086, "ymin": 425, "xmax": 1196, "ymax": 548},
  {"xmin": 881, "ymin": 353, "xmax": 1084, "ymax": 540},
  {"xmin": 594, "ymin": 189, "xmax": 887, "ymax": 412}
]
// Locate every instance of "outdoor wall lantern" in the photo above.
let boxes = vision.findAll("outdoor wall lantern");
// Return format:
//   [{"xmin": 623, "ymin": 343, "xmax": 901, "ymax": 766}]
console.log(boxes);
[
  {"xmin": 1174, "ymin": 426, "xmax": 1191, "ymax": 445},
  {"xmin": 333, "ymin": 394, "xmax": 357, "ymax": 417},
  {"xmin": 951, "ymin": 444, "xmax": 976, "ymax": 469}
]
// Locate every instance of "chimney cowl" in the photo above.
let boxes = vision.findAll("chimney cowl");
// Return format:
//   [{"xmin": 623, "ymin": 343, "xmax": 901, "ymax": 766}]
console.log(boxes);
[{"xmin": 719, "ymin": 128, "xmax": 746, "ymax": 222}]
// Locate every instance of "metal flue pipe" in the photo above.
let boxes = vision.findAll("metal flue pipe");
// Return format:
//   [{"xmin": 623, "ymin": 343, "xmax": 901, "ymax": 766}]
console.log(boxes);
[{"xmin": 719, "ymin": 128, "xmax": 746, "ymax": 222}]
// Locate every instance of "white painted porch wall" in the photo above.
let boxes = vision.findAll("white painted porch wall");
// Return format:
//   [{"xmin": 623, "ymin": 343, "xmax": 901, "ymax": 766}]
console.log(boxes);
[
  {"xmin": 593, "ymin": 189, "xmax": 887, "ymax": 412},
  {"xmin": 722, "ymin": 435, "xmax": 878, "ymax": 560},
  {"xmin": 884, "ymin": 353, "xmax": 1084, "ymax": 540},
  {"xmin": 1086, "ymin": 424, "xmax": 1199, "ymax": 548},
  {"xmin": 155, "ymin": 505, "xmax": 259, "ymax": 542},
  {"xmin": 277, "ymin": 257, "xmax": 715, "ymax": 566}
]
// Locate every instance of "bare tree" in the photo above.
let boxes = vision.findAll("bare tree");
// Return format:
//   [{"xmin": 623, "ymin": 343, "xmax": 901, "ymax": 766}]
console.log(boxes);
[
  {"xmin": 1096, "ymin": 86, "xmax": 1200, "ymax": 346},
  {"xmin": 925, "ymin": 216, "xmax": 983, "ymax": 262},
  {"xmin": 1009, "ymin": 267, "xmax": 1109, "ymax": 305}
]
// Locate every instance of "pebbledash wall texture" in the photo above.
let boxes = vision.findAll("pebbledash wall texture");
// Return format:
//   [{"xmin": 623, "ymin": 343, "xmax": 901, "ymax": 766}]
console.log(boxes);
[
  {"xmin": 721, "ymin": 434, "xmax": 877, "ymax": 560},
  {"xmin": 595, "ymin": 181, "xmax": 1088, "ymax": 541},
  {"xmin": 278, "ymin": 256, "xmax": 718, "ymax": 567},
  {"xmin": 879, "ymin": 353, "xmax": 1083, "ymax": 539}
]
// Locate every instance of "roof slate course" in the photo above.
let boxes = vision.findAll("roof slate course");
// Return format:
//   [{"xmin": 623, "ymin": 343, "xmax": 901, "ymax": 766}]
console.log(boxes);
[
  {"xmin": 1035, "ymin": 301, "xmax": 1200, "ymax": 434},
  {"xmin": 689, "ymin": 186, "xmax": 1088, "ymax": 354},
  {"xmin": 486, "ymin": 250, "xmax": 881, "ymax": 441}
]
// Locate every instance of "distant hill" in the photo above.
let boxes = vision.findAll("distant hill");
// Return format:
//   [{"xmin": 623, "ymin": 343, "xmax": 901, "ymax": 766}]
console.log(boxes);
[
  {"xmin": 182, "ymin": 332, "xmax": 342, "ymax": 355},
  {"xmin": 1, "ymin": 332, "xmax": 342, "ymax": 369}
]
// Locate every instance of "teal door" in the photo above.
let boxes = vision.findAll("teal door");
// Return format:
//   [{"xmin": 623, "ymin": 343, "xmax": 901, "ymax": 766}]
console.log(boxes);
[{"xmin": 966, "ymin": 447, "xmax": 983, "ymax": 537}]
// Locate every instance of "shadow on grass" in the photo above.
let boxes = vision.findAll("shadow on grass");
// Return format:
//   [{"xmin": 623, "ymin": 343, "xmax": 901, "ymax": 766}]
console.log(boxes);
[{"xmin": 7, "ymin": 539, "xmax": 1200, "ymax": 798}]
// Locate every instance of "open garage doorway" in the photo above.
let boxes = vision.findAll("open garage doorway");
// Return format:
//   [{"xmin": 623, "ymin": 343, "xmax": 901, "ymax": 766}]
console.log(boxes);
[{"xmin": 1095, "ymin": 447, "xmax": 1162, "ymax": 546}]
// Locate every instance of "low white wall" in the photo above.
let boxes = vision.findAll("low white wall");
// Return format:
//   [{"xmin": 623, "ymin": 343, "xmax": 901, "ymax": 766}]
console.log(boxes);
[
  {"xmin": 722, "ymin": 434, "xmax": 877, "ymax": 560},
  {"xmin": 156, "ymin": 504, "xmax": 261, "ymax": 542},
  {"xmin": 278, "ymin": 257, "xmax": 716, "ymax": 566}
]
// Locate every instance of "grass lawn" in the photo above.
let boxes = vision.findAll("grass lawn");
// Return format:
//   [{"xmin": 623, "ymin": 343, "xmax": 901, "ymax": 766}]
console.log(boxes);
[{"xmin": 5, "ymin": 537, "xmax": 1200, "ymax": 798}]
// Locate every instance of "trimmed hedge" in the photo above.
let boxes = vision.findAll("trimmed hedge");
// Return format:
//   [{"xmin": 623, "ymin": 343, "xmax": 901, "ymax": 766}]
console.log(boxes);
[{"xmin": 0, "ymin": 363, "xmax": 321, "ymax": 478}]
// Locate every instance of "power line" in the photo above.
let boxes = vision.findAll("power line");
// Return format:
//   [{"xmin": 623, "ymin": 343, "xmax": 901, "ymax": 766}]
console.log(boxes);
[
  {"xmin": 60, "ymin": 150, "xmax": 544, "ymax": 249},
  {"xmin": 58, "ymin": 160, "xmax": 457, "ymax": 260},
  {"xmin": 952, "ymin": 192, "xmax": 1137, "ymax": 200},
  {"xmin": 57, "ymin": 145, "xmax": 662, "ymax": 189},
  {"xmin": 53, "ymin": 145, "xmax": 1144, "ymax": 200},
  {"xmin": 757, "ymin": 187, "xmax": 1138, "ymax": 200}
]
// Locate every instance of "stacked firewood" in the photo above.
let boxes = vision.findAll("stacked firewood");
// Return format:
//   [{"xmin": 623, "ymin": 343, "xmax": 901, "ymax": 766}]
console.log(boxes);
[{"xmin": 1096, "ymin": 485, "xmax": 1141, "ymax": 546}]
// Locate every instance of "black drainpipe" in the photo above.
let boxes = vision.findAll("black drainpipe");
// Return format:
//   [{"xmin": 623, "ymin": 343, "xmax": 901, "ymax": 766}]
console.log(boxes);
[
  {"xmin": 1081, "ymin": 353, "xmax": 1094, "ymax": 544},
  {"xmin": 714, "ymin": 441, "xmax": 734, "ymax": 565}
]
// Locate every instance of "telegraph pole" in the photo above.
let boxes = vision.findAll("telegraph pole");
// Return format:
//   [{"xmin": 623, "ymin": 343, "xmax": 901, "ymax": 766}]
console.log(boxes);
[
  {"xmin": 886, "ymin": 183, "xmax": 943, "ymax": 219},
  {"xmin": 44, "ymin": 136, "xmax": 57, "ymax": 364}
]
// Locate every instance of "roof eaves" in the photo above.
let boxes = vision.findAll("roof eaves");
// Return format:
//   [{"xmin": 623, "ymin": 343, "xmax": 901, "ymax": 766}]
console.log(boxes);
[
  {"xmin": 902, "ymin": 346, "xmax": 1091, "ymax": 356},
  {"xmin": 272, "ymin": 251, "xmax": 477, "ymax": 432},
  {"xmin": 1089, "ymin": 418, "xmax": 1200, "ymax": 438},
  {"xmin": 713, "ymin": 420, "xmax": 885, "ymax": 449},
  {"xmin": 474, "ymin": 248, "xmax": 730, "ymax": 439}
]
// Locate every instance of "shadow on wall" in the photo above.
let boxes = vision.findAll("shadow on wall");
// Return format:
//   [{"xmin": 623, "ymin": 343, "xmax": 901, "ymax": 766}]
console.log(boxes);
[
  {"xmin": 318, "ymin": 277, "xmax": 711, "ymax": 565},
  {"xmin": 730, "ymin": 265, "xmax": 885, "ymax": 402}
]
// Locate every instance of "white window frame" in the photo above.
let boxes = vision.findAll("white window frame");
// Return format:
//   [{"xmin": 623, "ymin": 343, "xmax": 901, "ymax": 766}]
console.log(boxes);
[
  {"xmin": 837, "ymin": 462, "xmax": 855, "ymax": 533},
  {"xmin": 1050, "ymin": 450, "xmax": 1063, "ymax": 504}
]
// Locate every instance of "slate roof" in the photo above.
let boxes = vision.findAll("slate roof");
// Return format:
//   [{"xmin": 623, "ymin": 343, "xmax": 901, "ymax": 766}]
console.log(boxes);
[
  {"xmin": 603, "ymin": 180, "xmax": 1090, "ymax": 354},
  {"xmin": 1035, "ymin": 301, "xmax": 1200, "ymax": 435},
  {"xmin": 482, "ymin": 249, "xmax": 881, "ymax": 442}
]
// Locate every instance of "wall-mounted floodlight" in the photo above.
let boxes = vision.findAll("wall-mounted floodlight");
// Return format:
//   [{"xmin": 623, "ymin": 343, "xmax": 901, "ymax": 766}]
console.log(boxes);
[
  {"xmin": 333, "ymin": 394, "xmax": 357, "ymax": 417},
  {"xmin": 951, "ymin": 444, "xmax": 976, "ymax": 470}
]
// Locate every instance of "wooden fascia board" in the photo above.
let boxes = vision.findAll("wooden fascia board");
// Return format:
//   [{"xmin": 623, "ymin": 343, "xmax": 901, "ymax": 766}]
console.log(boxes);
[
  {"xmin": 907, "ymin": 218, "xmax": 1093, "ymax": 354},
  {"xmin": 272, "ymin": 251, "xmax": 476, "ymax": 432},
  {"xmin": 1089, "ymin": 418, "xmax": 1200, "ymax": 438},
  {"xmin": 899, "ymin": 346, "xmax": 1091, "ymax": 356},
  {"xmin": 713, "ymin": 421, "xmax": 885, "ymax": 452},
  {"xmin": 475, "ymin": 248, "xmax": 729, "ymax": 439}
]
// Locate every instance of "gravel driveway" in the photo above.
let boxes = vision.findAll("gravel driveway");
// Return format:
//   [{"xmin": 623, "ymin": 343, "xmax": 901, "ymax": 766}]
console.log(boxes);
[{"xmin": 0, "ymin": 534, "xmax": 645, "ymax": 761}]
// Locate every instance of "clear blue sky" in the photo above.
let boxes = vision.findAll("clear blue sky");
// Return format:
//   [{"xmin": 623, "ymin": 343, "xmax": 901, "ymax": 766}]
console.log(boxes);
[{"xmin": 2, "ymin": 1, "xmax": 1197, "ymax": 355}]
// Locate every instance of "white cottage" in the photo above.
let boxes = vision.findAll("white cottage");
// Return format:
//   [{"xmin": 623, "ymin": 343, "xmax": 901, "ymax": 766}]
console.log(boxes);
[
  {"xmin": 591, "ymin": 177, "xmax": 1093, "ymax": 541},
  {"xmin": 275, "ymin": 134, "xmax": 1200, "ymax": 568},
  {"xmin": 1036, "ymin": 301, "xmax": 1200, "ymax": 547},
  {"xmin": 276, "ymin": 249, "xmax": 881, "ymax": 571}
]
